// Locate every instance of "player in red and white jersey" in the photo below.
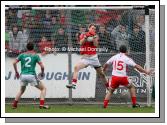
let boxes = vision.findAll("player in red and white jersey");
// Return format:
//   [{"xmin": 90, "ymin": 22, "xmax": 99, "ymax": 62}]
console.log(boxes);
[
  {"xmin": 66, "ymin": 23, "xmax": 109, "ymax": 89},
  {"xmin": 103, "ymin": 45, "xmax": 152, "ymax": 108}
]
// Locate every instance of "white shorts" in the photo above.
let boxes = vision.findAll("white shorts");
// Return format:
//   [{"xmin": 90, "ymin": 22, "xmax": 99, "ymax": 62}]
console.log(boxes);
[
  {"xmin": 79, "ymin": 54, "xmax": 101, "ymax": 68},
  {"xmin": 20, "ymin": 74, "xmax": 40, "ymax": 86}
]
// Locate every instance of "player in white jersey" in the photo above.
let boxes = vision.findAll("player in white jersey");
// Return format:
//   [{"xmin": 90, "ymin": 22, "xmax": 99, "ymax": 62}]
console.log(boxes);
[{"xmin": 103, "ymin": 45, "xmax": 152, "ymax": 108}]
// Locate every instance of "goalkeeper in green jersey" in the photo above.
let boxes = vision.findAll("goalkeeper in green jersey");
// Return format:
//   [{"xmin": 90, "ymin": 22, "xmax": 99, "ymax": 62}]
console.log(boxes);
[{"xmin": 12, "ymin": 42, "xmax": 49, "ymax": 109}]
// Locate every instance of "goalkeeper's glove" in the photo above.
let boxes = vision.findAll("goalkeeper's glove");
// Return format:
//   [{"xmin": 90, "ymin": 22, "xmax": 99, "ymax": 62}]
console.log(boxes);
[{"xmin": 85, "ymin": 32, "xmax": 97, "ymax": 42}]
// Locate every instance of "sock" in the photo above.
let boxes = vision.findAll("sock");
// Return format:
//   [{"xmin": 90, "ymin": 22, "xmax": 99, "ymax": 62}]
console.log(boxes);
[
  {"xmin": 131, "ymin": 97, "xmax": 136, "ymax": 105},
  {"xmin": 40, "ymin": 99, "xmax": 45, "ymax": 106},
  {"xmin": 72, "ymin": 79, "xmax": 77, "ymax": 84},
  {"xmin": 103, "ymin": 100, "xmax": 109, "ymax": 108},
  {"xmin": 12, "ymin": 100, "xmax": 18, "ymax": 107}
]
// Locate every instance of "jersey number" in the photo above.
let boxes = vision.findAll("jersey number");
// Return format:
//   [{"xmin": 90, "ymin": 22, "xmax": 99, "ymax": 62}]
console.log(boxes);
[
  {"xmin": 25, "ymin": 57, "xmax": 31, "ymax": 67},
  {"xmin": 113, "ymin": 61, "xmax": 124, "ymax": 70}
]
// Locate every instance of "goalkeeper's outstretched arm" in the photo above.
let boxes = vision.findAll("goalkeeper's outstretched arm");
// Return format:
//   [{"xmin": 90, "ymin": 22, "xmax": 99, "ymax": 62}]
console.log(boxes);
[
  {"xmin": 93, "ymin": 35, "xmax": 99, "ymax": 47},
  {"xmin": 79, "ymin": 35, "xmax": 87, "ymax": 45}
]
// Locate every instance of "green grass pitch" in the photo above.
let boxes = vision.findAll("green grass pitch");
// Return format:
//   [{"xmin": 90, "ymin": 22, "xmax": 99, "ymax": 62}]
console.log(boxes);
[{"xmin": 6, "ymin": 104, "xmax": 155, "ymax": 113}]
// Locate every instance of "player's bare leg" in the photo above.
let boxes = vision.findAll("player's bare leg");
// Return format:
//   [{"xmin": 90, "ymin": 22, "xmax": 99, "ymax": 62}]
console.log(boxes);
[
  {"xmin": 66, "ymin": 62, "xmax": 88, "ymax": 89},
  {"xmin": 103, "ymin": 89, "xmax": 115, "ymax": 108},
  {"xmin": 35, "ymin": 82, "xmax": 49, "ymax": 109},
  {"xmin": 12, "ymin": 86, "xmax": 26, "ymax": 109},
  {"xmin": 95, "ymin": 67, "xmax": 109, "ymax": 88},
  {"xmin": 127, "ymin": 84, "xmax": 140, "ymax": 108}
]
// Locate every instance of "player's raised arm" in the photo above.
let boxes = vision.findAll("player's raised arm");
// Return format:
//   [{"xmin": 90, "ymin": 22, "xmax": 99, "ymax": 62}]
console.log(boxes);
[
  {"xmin": 79, "ymin": 34, "xmax": 87, "ymax": 45},
  {"xmin": 92, "ymin": 34, "xmax": 99, "ymax": 47},
  {"xmin": 126, "ymin": 56, "xmax": 152, "ymax": 75},
  {"xmin": 134, "ymin": 64, "xmax": 151, "ymax": 75}
]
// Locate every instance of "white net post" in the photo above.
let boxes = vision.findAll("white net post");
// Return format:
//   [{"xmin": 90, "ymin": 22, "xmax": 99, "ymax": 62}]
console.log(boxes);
[{"xmin": 145, "ymin": 6, "xmax": 151, "ymax": 107}]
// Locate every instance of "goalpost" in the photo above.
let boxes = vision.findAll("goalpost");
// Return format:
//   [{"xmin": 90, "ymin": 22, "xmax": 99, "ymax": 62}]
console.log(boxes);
[{"xmin": 145, "ymin": 6, "xmax": 151, "ymax": 107}]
